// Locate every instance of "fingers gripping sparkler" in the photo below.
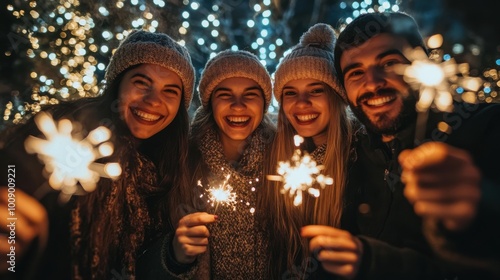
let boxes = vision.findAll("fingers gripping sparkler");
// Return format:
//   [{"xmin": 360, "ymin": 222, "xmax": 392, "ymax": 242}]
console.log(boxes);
[
  {"xmin": 267, "ymin": 135, "xmax": 333, "ymax": 206},
  {"xmin": 24, "ymin": 112, "xmax": 122, "ymax": 200}
]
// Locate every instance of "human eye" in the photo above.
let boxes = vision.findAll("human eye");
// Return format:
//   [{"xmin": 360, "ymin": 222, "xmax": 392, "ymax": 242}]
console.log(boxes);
[
  {"xmin": 215, "ymin": 91, "xmax": 231, "ymax": 99},
  {"xmin": 345, "ymin": 69, "xmax": 364, "ymax": 81},
  {"xmin": 283, "ymin": 90, "xmax": 296, "ymax": 96},
  {"xmin": 132, "ymin": 78, "xmax": 150, "ymax": 89},
  {"xmin": 164, "ymin": 88, "xmax": 180, "ymax": 96},
  {"xmin": 245, "ymin": 91, "xmax": 261, "ymax": 99},
  {"xmin": 309, "ymin": 86, "xmax": 325, "ymax": 95}
]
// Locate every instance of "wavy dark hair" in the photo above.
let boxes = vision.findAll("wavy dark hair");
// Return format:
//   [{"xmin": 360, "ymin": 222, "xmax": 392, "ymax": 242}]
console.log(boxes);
[{"xmin": 1, "ymin": 64, "xmax": 190, "ymax": 279}]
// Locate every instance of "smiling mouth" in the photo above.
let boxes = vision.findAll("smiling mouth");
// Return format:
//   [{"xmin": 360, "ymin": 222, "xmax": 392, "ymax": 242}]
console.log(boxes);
[
  {"xmin": 132, "ymin": 108, "xmax": 162, "ymax": 122},
  {"xmin": 226, "ymin": 116, "xmax": 250, "ymax": 126},
  {"xmin": 364, "ymin": 95, "xmax": 397, "ymax": 107},
  {"xmin": 295, "ymin": 114, "xmax": 319, "ymax": 123}
]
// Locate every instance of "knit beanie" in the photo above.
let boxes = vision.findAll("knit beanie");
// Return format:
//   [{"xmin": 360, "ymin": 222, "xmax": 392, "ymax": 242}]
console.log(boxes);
[
  {"xmin": 105, "ymin": 30, "xmax": 195, "ymax": 109},
  {"xmin": 273, "ymin": 23, "xmax": 345, "ymax": 103},
  {"xmin": 334, "ymin": 12, "xmax": 427, "ymax": 88},
  {"xmin": 198, "ymin": 50, "xmax": 272, "ymax": 111}
]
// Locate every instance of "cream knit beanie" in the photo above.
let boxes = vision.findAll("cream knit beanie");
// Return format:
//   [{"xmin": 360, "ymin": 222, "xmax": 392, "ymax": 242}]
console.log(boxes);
[
  {"xmin": 105, "ymin": 30, "xmax": 195, "ymax": 109},
  {"xmin": 273, "ymin": 23, "xmax": 346, "ymax": 103},
  {"xmin": 198, "ymin": 50, "xmax": 272, "ymax": 111}
]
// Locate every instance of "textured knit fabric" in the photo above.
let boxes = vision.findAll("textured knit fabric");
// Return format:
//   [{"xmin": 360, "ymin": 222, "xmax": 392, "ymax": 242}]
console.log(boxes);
[
  {"xmin": 273, "ymin": 23, "xmax": 345, "ymax": 103},
  {"xmin": 198, "ymin": 49, "xmax": 273, "ymax": 111},
  {"xmin": 105, "ymin": 30, "xmax": 195, "ymax": 108},
  {"xmin": 195, "ymin": 116, "xmax": 270, "ymax": 280}
]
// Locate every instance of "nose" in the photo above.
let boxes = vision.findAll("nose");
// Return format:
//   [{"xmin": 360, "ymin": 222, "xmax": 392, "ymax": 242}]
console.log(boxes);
[
  {"xmin": 230, "ymin": 96, "xmax": 246, "ymax": 111},
  {"xmin": 364, "ymin": 66, "xmax": 386, "ymax": 92},
  {"xmin": 296, "ymin": 92, "xmax": 312, "ymax": 108},
  {"xmin": 142, "ymin": 89, "xmax": 162, "ymax": 106}
]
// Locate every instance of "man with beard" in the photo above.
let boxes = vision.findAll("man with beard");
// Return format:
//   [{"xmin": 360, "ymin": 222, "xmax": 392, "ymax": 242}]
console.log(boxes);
[{"xmin": 331, "ymin": 12, "xmax": 500, "ymax": 279}]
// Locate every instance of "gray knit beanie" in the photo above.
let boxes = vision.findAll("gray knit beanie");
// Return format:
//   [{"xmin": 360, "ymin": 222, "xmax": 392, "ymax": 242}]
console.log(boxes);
[
  {"xmin": 273, "ymin": 23, "xmax": 345, "ymax": 103},
  {"xmin": 198, "ymin": 50, "xmax": 272, "ymax": 111},
  {"xmin": 105, "ymin": 30, "xmax": 195, "ymax": 109}
]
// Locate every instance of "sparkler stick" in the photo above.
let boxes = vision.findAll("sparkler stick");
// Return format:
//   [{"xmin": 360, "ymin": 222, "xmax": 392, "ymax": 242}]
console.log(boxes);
[
  {"xmin": 267, "ymin": 135, "xmax": 333, "ymax": 206},
  {"xmin": 24, "ymin": 112, "xmax": 122, "ymax": 201}
]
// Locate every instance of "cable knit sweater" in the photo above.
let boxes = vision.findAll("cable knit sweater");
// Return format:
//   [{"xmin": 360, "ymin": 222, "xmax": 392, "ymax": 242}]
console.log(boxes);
[{"xmin": 136, "ymin": 109, "xmax": 276, "ymax": 280}]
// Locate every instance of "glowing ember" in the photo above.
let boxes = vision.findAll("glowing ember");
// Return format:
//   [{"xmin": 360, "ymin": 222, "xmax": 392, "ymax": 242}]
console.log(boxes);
[
  {"xmin": 199, "ymin": 174, "xmax": 237, "ymax": 212},
  {"xmin": 267, "ymin": 135, "xmax": 333, "ymax": 206},
  {"xmin": 24, "ymin": 112, "xmax": 121, "ymax": 198}
]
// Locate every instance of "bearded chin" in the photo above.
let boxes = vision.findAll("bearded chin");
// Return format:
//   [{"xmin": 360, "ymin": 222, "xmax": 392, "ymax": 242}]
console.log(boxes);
[{"xmin": 350, "ymin": 95, "xmax": 418, "ymax": 136}]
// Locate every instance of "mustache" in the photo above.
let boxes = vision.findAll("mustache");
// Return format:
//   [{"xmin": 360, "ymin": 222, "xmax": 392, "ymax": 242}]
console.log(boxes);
[{"xmin": 356, "ymin": 88, "xmax": 400, "ymax": 105}]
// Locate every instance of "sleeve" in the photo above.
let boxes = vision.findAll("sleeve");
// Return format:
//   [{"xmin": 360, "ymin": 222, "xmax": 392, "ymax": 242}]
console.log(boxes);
[
  {"xmin": 355, "ymin": 236, "xmax": 449, "ymax": 280},
  {"xmin": 136, "ymin": 233, "xmax": 200, "ymax": 280},
  {"xmin": 422, "ymin": 104, "xmax": 500, "ymax": 278}
]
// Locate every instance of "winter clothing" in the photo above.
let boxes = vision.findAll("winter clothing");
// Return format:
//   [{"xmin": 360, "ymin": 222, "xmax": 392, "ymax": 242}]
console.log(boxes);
[
  {"xmin": 105, "ymin": 29, "xmax": 195, "ymax": 108},
  {"xmin": 343, "ymin": 102, "xmax": 500, "ymax": 279},
  {"xmin": 273, "ymin": 23, "xmax": 345, "ymax": 103},
  {"xmin": 0, "ymin": 100, "xmax": 165, "ymax": 279},
  {"xmin": 198, "ymin": 50, "xmax": 273, "ymax": 111},
  {"xmin": 136, "ymin": 107, "xmax": 276, "ymax": 279}
]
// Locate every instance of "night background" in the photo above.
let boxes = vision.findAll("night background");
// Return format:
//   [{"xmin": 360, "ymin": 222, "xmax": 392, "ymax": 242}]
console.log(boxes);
[{"xmin": 1, "ymin": 0, "xmax": 499, "ymax": 130}]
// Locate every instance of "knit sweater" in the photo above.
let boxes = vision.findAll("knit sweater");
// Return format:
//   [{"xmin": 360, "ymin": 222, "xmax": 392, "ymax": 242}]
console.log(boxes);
[{"xmin": 199, "ymin": 123, "xmax": 270, "ymax": 279}]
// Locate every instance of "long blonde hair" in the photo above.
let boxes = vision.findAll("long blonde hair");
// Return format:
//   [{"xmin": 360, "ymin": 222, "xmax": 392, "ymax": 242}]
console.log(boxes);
[{"xmin": 260, "ymin": 84, "xmax": 353, "ymax": 279}]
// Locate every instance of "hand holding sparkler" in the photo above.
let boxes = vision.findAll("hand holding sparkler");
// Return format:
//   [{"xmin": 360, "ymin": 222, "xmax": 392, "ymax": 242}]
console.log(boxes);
[
  {"xmin": 267, "ymin": 135, "xmax": 333, "ymax": 206},
  {"xmin": 172, "ymin": 212, "xmax": 218, "ymax": 264},
  {"xmin": 399, "ymin": 142, "xmax": 481, "ymax": 231},
  {"xmin": 24, "ymin": 112, "xmax": 122, "ymax": 202},
  {"xmin": 301, "ymin": 225, "xmax": 363, "ymax": 279}
]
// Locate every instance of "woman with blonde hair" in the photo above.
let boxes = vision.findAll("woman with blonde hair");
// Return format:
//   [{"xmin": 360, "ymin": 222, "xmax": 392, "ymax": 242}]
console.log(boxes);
[{"xmin": 260, "ymin": 23, "xmax": 359, "ymax": 279}]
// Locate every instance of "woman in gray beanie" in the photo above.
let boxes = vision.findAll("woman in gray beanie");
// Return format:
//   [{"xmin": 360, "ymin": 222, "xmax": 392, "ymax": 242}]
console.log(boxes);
[
  {"xmin": 259, "ymin": 23, "xmax": 358, "ymax": 279},
  {"xmin": 138, "ymin": 49, "xmax": 276, "ymax": 279},
  {"xmin": 0, "ymin": 29, "xmax": 195, "ymax": 279}
]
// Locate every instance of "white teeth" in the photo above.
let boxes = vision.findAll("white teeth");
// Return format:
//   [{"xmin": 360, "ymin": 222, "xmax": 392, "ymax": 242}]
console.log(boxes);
[
  {"xmin": 366, "ymin": 96, "xmax": 395, "ymax": 106},
  {"xmin": 296, "ymin": 114, "xmax": 318, "ymax": 122},
  {"xmin": 133, "ymin": 109, "xmax": 161, "ymax": 121},
  {"xmin": 227, "ymin": 116, "xmax": 250, "ymax": 123}
]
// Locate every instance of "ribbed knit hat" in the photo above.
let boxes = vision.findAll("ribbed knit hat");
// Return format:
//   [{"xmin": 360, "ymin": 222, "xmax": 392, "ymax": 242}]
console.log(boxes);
[
  {"xmin": 105, "ymin": 30, "xmax": 195, "ymax": 109},
  {"xmin": 273, "ymin": 23, "xmax": 346, "ymax": 103},
  {"xmin": 198, "ymin": 50, "xmax": 272, "ymax": 111}
]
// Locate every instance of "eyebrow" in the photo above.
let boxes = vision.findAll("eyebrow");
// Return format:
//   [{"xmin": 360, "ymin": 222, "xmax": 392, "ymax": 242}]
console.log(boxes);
[
  {"xmin": 283, "ymin": 82, "xmax": 323, "ymax": 90},
  {"xmin": 131, "ymin": 73, "xmax": 182, "ymax": 90},
  {"xmin": 342, "ymin": 49, "xmax": 406, "ymax": 75},
  {"xmin": 214, "ymin": 86, "xmax": 261, "ymax": 92}
]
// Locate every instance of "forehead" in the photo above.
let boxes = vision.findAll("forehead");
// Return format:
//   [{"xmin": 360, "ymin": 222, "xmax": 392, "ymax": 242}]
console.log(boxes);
[
  {"xmin": 340, "ymin": 33, "xmax": 410, "ymax": 69},
  {"xmin": 130, "ymin": 63, "xmax": 182, "ymax": 82}
]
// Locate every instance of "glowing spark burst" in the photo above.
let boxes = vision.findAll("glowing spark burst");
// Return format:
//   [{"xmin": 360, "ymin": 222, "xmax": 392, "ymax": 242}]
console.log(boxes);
[
  {"xmin": 24, "ymin": 112, "xmax": 122, "ymax": 198},
  {"xmin": 267, "ymin": 135, "xmax": 333, "ymax": 206},
  {"xmin": 396, "ymin": 44, "xmax": 482, "ymax": 143},
  {"xmin": 199, "ymin": 174, "xmax": 237, "ymax": 212}
]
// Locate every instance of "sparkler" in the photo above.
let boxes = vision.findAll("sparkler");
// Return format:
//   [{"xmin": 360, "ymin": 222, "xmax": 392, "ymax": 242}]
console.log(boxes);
[
  {"xmin": 199, "ymin": 173, "xmax": 237, "ymax": 213},
  {"xmin": 267, "ymin": 135, "xmax": 333, "ymax": 206},
  {"xmin": 397, "ymin": 35, "xmax": 483, "ymax": 144},
  {"xmin": 24, "ymin": 112, "xmax": 122, "ymax": 201}
]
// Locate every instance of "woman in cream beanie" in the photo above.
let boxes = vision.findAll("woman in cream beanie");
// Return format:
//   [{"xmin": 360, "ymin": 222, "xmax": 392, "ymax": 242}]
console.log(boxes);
[
  {"xmin": 147, "ymin": 49, "xmax": 276, "ymax": 279},
  {"xmin": 0, "ymin": 29, "xmax": 195, "ymax": 279},
  {"xmin": 260, "ymin": 23, "xmax": 358, "ymax": 279}
]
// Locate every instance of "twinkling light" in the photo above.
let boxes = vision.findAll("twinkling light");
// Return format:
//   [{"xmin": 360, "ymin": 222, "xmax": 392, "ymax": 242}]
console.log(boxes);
[
  {"xmin": 199, "ymin": 174, "xmax": 237, "ymax": 212},
  {"xmin": 24, "ymin": 112, "xmax": 121, "ymax": 201},
  {"xmin": 267, "ymin": 135, "xmax": 333, "ymax": 206}
]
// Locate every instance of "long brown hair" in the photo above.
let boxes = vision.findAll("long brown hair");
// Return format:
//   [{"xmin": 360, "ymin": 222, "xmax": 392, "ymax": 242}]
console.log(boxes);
[
  {"xmin": 70, "ymin": 65, "xmax": 190, "ymax": 279},
  {"xmin": 260, "ymin": 84, "xmax": 353, "ymax": 279}
]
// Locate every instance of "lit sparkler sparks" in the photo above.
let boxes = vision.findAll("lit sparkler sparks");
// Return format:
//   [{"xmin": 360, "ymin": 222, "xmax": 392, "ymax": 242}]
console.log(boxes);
[
  {"xmin": 267, "ymin": 135, "xmax": 333, "ymax": 206},
  {"xmin": 24, "ymin": 112, "xmax": 122, "ymax": 198},
  {"xmin": 396, "ymin": 35, "xmax": 482, "ymax": 143},
  {"xmin": 199, "ymin": 173, "xmax": 237, "ymax": 212}
]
